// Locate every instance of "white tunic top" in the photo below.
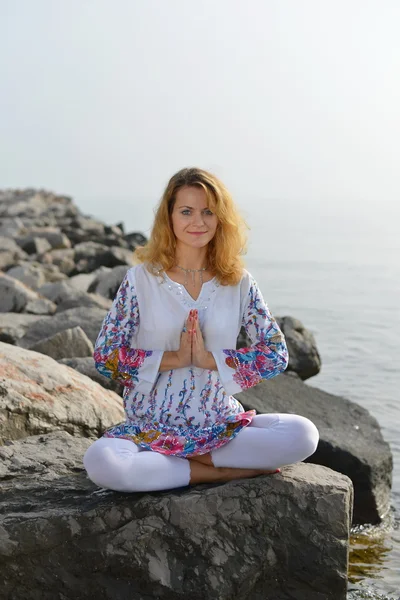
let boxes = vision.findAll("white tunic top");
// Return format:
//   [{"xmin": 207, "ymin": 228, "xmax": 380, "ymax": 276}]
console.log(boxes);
[{"xmin": 93, "ymin": 262, "xmax": 288, "ymax": 457}]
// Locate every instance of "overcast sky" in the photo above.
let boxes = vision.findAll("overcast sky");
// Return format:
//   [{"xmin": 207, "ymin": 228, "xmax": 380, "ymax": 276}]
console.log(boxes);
[{"xmin": 1, "ymin": 0, "xmax": 399, "ymax": 230}]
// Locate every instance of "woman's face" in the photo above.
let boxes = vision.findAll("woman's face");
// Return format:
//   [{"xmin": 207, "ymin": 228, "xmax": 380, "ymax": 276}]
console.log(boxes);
[{"xmin": 170, "ymin": 186, "xmax": 218, "ymax": 250}]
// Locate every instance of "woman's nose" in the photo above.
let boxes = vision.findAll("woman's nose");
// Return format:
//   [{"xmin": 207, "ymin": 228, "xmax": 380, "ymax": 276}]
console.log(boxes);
[{"xmin": 192, "ymin": 212, "xmax": 205, "ymax": 226}]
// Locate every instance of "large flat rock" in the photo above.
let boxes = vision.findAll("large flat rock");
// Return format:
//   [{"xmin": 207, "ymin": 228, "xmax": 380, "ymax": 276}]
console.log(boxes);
[
  {"xmin": 237, "ymin": 374, "xmax": 392, "ymax": 524},
  {"xmin": 0, "ymin": 431, "xmax": 353, "ymax": 600},
  {"xmin": 0, "ymin": 342, "xmax": 124, "ymax": 442}
]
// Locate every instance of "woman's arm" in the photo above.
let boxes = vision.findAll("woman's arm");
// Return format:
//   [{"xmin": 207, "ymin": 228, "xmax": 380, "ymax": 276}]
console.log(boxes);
[
  {"xmin": 210, "ymin": 276, "xmax": 288, "ymax": 395},
  {"xmin": 93, "ymin": 269, "xmax": 164, "ymax": 394}
]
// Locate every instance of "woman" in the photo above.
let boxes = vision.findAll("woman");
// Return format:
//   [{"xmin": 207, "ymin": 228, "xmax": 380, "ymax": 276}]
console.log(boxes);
[{"xmin": 83, "ymin": 167, "xmax": 319, "ymax": 492}]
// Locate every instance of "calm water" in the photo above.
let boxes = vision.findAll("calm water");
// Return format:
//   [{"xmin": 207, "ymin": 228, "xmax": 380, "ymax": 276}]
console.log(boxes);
[
  {"xmin": 244, "ymin": 202, "xmax": 400, "ymax": 598},
  {"xmin": 92, "ymin": 195, "xmax": 400, "ymax": 597}
]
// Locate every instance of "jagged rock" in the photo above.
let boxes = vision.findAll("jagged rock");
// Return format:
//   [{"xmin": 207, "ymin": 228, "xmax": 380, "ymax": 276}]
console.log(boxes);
[
  {"xmin": 0, "ymin": 342, "xmax": 124, "ymax": 442},
  {"xmin": 18, "ymin": 306, "xmax": 106, "ymax": 348},
  {"xmin": 0, "ymin": 273, "xmax": 56, "ymax": 315},
  {"xmin": 0, "ymin": 431, "xmax": 353, "ymax": 600},
  {"xmin": 16, "ymin": 227, "xmax": 71, "ymax": 250},
  {"xmin": 0, "ymin": 216, "xmax": 24, "ymax": 237},
  {"xmin": 72, "ymin": 242, "xmax": 134, "ymax": 274},
  {"xmin": 124, "ymin": 231, "xmax": 148, "ymax": 249},
  {"xmin": 0, "ymin": 236, "xmax": 28, "ymax": 270},
  {"xmin": 20, "ymin": 236, "xmax": 52, "ymax": 255},
  {"xmin": 29, "ymin": 326, "xmax": 94, "ymax": 360},
  {"xmin": 6, "ymin": 262, "xmax": 66, "ymax": 290},
  {"xmin": 38, "ymin": 280, "xmax": 111, "ymax": 312},
  {"xmin": 279, "ymin": 316, "xmax": 321, "ymax": 379},
  {"xmin": 0, "ymin": 313, "xmax": 50, "ymax": 345},
  {"xmin": 237, "ymin": 375, "xmax": 392, "ymax": 524},
  {"xmin": 67, "ymin": 271, "xmax": 102, "ymax": 292},
  {"xmin": 59, "ymin": 356, "xmax": 123, "ymax": 395},
  {"xmin": 88, "ymin": 265, "xmax": 129, "ymax": 299},
  {"xmin": 42, "ymin": 248, "xmax": 76, "ymax": 275}
]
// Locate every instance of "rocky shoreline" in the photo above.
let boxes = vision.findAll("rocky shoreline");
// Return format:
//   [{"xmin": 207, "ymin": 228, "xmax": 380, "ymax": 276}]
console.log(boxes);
[{"xmin": 0, "ymin": 189, "xmax": 393, "ymax": 599}]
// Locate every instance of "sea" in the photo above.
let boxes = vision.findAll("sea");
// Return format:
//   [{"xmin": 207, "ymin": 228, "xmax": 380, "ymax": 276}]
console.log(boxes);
[{"xmin": 85, "ymin": 194, "xmax": 400, "ymax": 599}]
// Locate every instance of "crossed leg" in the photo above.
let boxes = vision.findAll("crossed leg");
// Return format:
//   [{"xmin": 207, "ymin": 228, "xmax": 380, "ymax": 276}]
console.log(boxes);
[{"xmin": 83, "ymin": 413, "xmax": 319, "ymax": 493}]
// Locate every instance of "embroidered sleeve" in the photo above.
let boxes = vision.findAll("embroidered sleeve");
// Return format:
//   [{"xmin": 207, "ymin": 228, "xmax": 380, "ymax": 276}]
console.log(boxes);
[
  {"xmin": 211, "ymin": 276, "xmax": 288, "ymax": 395},
  {"xmin": 93, "ymin": 269, "xmax": 163, "ymax": 394}
]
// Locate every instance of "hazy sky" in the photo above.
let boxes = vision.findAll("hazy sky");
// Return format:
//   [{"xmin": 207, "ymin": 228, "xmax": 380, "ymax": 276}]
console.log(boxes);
[{"xmin": 1, "ymin": 0, "xmax": 399, "ymax": 229}]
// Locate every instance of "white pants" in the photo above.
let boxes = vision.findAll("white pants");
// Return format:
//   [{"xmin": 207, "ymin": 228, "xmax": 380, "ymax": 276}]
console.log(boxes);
[{"xmin": 83, "ymin": 413, "xmax": 319, "ymax": 493}]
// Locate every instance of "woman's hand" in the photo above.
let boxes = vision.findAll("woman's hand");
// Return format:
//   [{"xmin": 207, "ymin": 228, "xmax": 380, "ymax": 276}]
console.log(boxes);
[
  {"xmin": 175, "ymin": 312, "xmax": 192, "ymax": 368},
  {"xmin": 191, "ymin": 309, "xmax": 217, "ymax": 370}
]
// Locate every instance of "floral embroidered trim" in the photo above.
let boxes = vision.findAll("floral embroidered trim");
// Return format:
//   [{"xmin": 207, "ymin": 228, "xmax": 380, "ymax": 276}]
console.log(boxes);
[{"xmin": 103, "ymin": 409, "xmax": 256, "ymax": 458}]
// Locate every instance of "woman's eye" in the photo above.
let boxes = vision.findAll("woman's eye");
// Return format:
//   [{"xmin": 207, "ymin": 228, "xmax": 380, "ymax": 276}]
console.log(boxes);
[
  {"xmin": 181, "ymin": 210, "xmax": 191, "ymax": 215},
  {"xmin": 205, "ymin": 210, "xmax": 213, "ymax": 215}
]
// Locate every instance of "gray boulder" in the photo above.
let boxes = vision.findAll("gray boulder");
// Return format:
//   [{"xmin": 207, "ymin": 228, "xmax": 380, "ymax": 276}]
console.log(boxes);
[
  {"xmin": 20, "ymin": 236, "xmax": 52, "ymax": 255},
  {"xmin": 0, "ymin": 313, "xmax": 51, "ymax": 345},
  {"xmin": 16, "ymin": 226, "xmax": 71, "ymax": 250},
  {"xmin": 18, "ymin": 306, "xmax": 106, "ymax": 348},
  {"xmin": 0, "ymin": 342, "xmax": 124, "ymax": 442},
  {"xmin": 0, "ymin": 431, "xmax": 353, "ymax": 600},
  {"xmin": 43, "ymin": 248, "xmax": 76, "ymax": 275},
  {"xmin": 67, "ymin": 268, "xmax": 110, "ymax": 293},
  {"xmin": 73, "ymin": 242, "xmax": 134, "ymax": 274},
  {"xmin": 0, "ymin": 272, "xmax": 56, "ymax": 315},
  {"xmin": 38, "ymin": 280, "xmax": 111, "ymax": 312},
  {"xmin": 29, "ymin": 326, "xmax": 94, "ymax": 360},
  {"xmin": 0, "ymin": 236, "xmax": 28, "ymax": 270},
  {"xmin": 278, "ymin": 316, "xmax": 321, "ymax": 379},
  {"xmin": 6, "ymin": 261, "xmax": 66, "ymax": 290},
  {"xmin": 59, "ymin": 356, "xmax": 123, "ymax": 395},
  {"xmin": 88, "ymin": 264, "xmax": 129, "ymax": 299},
  {"xmin": 237, "ymin": 374, "xmax": 392, "ymax": 524}
]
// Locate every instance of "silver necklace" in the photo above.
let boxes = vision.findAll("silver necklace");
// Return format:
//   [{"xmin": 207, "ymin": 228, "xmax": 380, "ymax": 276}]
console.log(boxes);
[{"xmin": 175, "ymin": 264, "xmax": 207, "ymax": 286}]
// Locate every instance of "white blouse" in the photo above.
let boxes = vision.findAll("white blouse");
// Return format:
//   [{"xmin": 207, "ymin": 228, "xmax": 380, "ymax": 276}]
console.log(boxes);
[{"xmin": 93, "ymin": 262, "xmax": 288, "ymax": 457}]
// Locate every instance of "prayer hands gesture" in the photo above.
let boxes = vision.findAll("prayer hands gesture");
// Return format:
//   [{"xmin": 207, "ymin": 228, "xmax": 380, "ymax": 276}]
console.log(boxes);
[{"xmin": 177, "ymin": 309, "xmax": 215, "ymax": 369}]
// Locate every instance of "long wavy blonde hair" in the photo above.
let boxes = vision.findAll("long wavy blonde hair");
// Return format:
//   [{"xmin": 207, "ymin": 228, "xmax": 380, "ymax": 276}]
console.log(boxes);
[{"xmin": 134, "ymin": 167, "xmax": 249, "ymax": 286}]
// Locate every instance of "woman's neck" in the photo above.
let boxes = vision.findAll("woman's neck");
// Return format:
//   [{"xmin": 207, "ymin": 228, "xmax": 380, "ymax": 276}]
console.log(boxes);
[{"xmin": 174, "ymin": 247, "xmax": 208, "ymax": 271}]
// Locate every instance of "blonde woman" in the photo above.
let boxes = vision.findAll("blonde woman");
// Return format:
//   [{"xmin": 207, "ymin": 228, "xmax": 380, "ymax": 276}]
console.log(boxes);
[{"xmin": 83, "ymin": 168, "xmax": 319, "ymax": 492}]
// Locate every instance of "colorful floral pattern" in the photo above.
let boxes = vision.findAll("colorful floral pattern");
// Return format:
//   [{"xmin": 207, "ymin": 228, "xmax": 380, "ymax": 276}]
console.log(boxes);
[
  {"xmin": 223, "ymin": 277, "xmax": 288, "ymax": 390},
  {"xmin": 94, "ymin": 266, "xmax": 288, "ymax": 458},
  {"xmin": 94, "ymin": 275, "xmax": 153, "ymax": 387},
  {"xmin": 103, "ymin": 409, "xmax": 256, "ymax": 458}
]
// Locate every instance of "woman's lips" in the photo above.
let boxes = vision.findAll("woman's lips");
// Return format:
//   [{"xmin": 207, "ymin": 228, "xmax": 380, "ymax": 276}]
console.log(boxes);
[{"xmin": 188, "ymin": 232, "xmax": 206, "ymax": 235}]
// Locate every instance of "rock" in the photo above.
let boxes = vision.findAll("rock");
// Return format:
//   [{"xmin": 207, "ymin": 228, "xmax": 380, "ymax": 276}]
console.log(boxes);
[
  {"xmin": 67, "ymin": 271, "xmax": 100, "ymax": 292},
  {"xmin": 0, "ymin": 273, "xmax": 57, "ymax": 315},
  {"xmin": 16, "ymin": 262, "xmax": 66, "ymax": 285},
  {"xmin": 43, "ymin": 248, "xmax": 76, "ymax": 275},
  {"xmin": 0, "ymin": 236, "xmax": 28, "ymax": 270},
  {"xmin": 20, "ymin": 236, "xmax": 52, "ymax": 255},
  {"xmin": 0, "ymin": 342, "xmax": 124, "ymax": 442},
  {"xmin": 38, "ymin": 281, "xmax": 112, "ymax": 312},
  {"xmin": 0, "ymin": 216, "xmax": 24, "ymax": 237},
  {"xmin": 237, "ymin": 375, "xmax": 392, "ymax": 524},
  {"xmin": 237, "ymin": 315, "xmax": 321, "ymax": 381},
  {"xmin": 0, "ymin": 430, "xmax": 92, "ymax": 480},
  {"xmin": 124, "ymin": 231, "xmax": 148, "ymax": 249},
  {"xmin": 6, "ymin": 262, "xmax": 62, "ymax": 290},
  {"xmin": 59, "ymin": 356, "xmax": 123, "ymax": 396},
  {"xmin": 88, "ymin": 265, "xmax": 129, "ymax": 299},
  {"xmin": 0, "ymin": 313, "xmax": 51, "ymax": 345},
  {"xmin": 18, "ymin": 306, "xmax": 106, "ymax": 348},
  {"xmin": 29, "ymin": 326, "xmax": 94, "ymax": 360},
  {"xmin": 0, "ymin": 436, "xmax": 353, "ymax": 600},
  {"xmin": 279, "ymin": 316, "xmax": 321, "ymax": 379},
  {"xmin": 72, "ymin": 242, "xmax": 134, "ymax": 274},
  {"xmin": 16, "ymin": 227, "xmax": 72, "ymax": 250}
]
